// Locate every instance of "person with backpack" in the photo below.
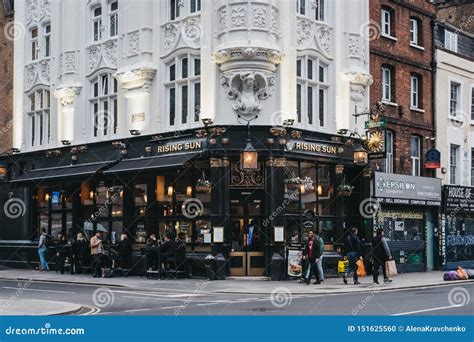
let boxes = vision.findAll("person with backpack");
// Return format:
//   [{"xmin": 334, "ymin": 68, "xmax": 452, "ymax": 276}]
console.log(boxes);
[
  {"xmin": 37, "ymin": 228, "xmax": 50, "ymax": 271},
  {"xmin": 371, "ymin": 228, "xmax": 393, "ymax": 284},
  {"xmin": 343, "ymin": 227, "xmax": 364, "ymax": 285}
]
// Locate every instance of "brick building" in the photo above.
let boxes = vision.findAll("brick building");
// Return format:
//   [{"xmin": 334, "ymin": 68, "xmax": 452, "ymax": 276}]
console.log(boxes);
[
  {"xmin": 0, "ymin": 0, "xmax": 14, "ymax": 153},
  {"xmin": 369, "ymin": 0, "xmax": 437, "ymax": 176}
]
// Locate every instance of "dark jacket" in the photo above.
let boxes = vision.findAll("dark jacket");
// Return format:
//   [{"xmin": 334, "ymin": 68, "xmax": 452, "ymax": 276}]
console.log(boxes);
[
  {"xmin": 371, "ymin": 235, "xmax": 391, "ymax": 262},
  {"xmin": 303, "ymin": 237, "xmax": 322, "ymax": 263},
  {"xmin": 344, "ymin": 233, "xmax": 363, "ymax": 256},
  {"xmin": 73, "ymin": 239, "xmax": 89, "ymax": 260},
  {"xmin": 146, "ymin": 238, "xmax": 159, "ymax": 247},
  {"xmin": 117, "ymin": 239, "xmax": 132, "ymax": 257},
  {"xmin": 162, "ymin": 239, "xmax": 178, "ymax": 256}
]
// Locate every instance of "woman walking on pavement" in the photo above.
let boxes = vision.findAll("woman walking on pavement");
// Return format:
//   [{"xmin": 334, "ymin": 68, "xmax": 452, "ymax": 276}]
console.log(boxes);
[
  {"xmin": 37, "ymin": 228, "xmax": 50, "ymax": 271},
  {"xmin": 371, "ymin": 228, "xmax": 393, "ymax": 285},
  {"xmin": 343, "ymin": 227, "xmax": 364, "ymax": 285}
]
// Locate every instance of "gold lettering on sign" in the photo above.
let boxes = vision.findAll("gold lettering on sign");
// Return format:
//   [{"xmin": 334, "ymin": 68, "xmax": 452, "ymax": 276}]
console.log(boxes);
[
  {"xmin": 157, "ymin": 140, "xmax": 202, "ymax": 154},
  {"xmin": 293, "ymin": 142, "xmax": 338, "ymax": 154}
]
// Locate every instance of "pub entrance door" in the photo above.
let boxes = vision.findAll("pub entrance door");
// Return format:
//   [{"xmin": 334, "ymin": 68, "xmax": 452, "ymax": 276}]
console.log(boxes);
[{"xmin": 229, "ymin": 190, "xmax": 265, "ymax": 276}]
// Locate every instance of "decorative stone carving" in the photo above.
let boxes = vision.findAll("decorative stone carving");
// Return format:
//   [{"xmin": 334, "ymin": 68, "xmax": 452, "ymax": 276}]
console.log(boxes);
[
  {"xmin": 271, "ymin": 7, "xmax": 281, "ymax": 37},
  {"xmin": 39, "ymin": 59, "xmax": 50, "ymax": 83},
  {"xmin": 347, "ymin": 34, "xmax": 365, "ymax": 60},
  {"xmin": 63, "ymin": 51, "xmax": 76, "ymax": 74},
  {"xmin": 128, "ymin": 31, "xmax": 140, "ymax": 55},
  {"xmin": 230, "ymin": 6, "xmax": 247, "ymax": 27},
  {"xmin": 181, "ymin": 18, "xmax": 202, "ymax": 49},
  {"xmin": 25, "ymin": 64, "xmax": 38, "ymax": 90},
  {"xmin": 86, "ymin": 44, "xmax": 102, "ymax": 72},
  {"xmin": 26, "ymin": 0, "xmax": 50, "ymax": 23},
  {"xmin": 315, "ymin": 25, "xmax": 332, "ymax": 55},
  {"xmin": 115, "ymin": 67, "xmax": 157, "ymax": 98},
  {"xmin": 213, "ymin": 47, "xmax": 284, "ymax": 66},
  {"xmin": 347, "ymin": 72, "xmax": 373, "ymax": 102},
  {"xmin": 103, "ymin": 40, "xmax": 118, "ymax": 67},
  {"xmin": 230, "ymin": 161, "xmax": 265, "ymax": 188},
  {"xmin": 296, "ymin": 18, "xmax": 314, "ymax": 49},
  {"xmin": 218, "ymin": 8, "xmax": 227, "ymax": 31},
  {"xmin": 221, "ymin": 72, "xmax": 275, "ymax": 115},
  {"xmin": 253, "ymin": 7, "xmax": 267, "ymax": 28},
  {"xmin": 162, "ymin": 23, "xmax": 180, "ymax": 51},
  {"xmin": 54, "ymin": 86, "xmax": 82, "ymax": 106}
]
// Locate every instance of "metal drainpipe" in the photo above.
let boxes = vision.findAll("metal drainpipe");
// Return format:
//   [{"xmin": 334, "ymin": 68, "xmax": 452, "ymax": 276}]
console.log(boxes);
[{"xmin": 431, "ymin": 19, "xmax": 438, "ymax": 179}]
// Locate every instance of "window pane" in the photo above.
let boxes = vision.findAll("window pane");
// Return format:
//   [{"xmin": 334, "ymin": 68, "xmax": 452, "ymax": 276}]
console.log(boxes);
[
  {"xmin": 194, "ymin": 82, "xmax": 200, "ymax": 122},
  {"xmin": 411, "ymin": 137, "xmax": 419, "ymax": 157},
  {"xmin": 194, "ymin": 58, "xmax": 201, "ymax": 76},
  {"xmin": 170, "ymin": 64, "xmax": 176, "ymax": 81},
  {"xmin": 307, "ymin": 59, "xmax": 313, "ymax": 80},
  {"xmin": 113, "ymin": 99, "xmax": 118, "ymax": 134},
  {"xmin": 94, "ymin": 6, "xmax": 102, "ymax": 17},
  {"xmin": 181, "ymin": 57, "xmax": 188, "ymax": 79},
  {"xmin": 182, "ymin": 85, "xmax": 188, "ymax": 124},
  {"xmin": 319, "ymin": 89, "xmax": 325, "ymax": 126},
  {"xmin": 111, "ymin": 1, "xmax": 118, "ymax": 11},
  {"xmin": 169, "ymin": 88, "xmax": 176, "ymax": 126},
  {"xmin": 296, "ymin": 84, "xmax": 302, "ymax": 123},
  {"xmin": 296, "ymin": 59, "xmax": 302, "ymax": 77},
  {"xmin": 319, "ymin": 65, "xmax": 325, "ymax": 82},
  {"xmin": 307, "ymin": 86, "xmax": 313, "ymax": 125}
]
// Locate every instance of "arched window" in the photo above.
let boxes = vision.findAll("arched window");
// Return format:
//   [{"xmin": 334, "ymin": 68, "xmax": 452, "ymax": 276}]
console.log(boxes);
[
  {"xmin": 296, "ymin": 55, "xmax": 329, "ymax": 127},
  {"xmin": 27, "ymin": 89, "xmax": 51, "ymax": 147},
  {"xmin": 90, "ymin": 73, "xmax": 118, "ymax": 138},
  {"xmin": 109, "ymin": 1, "xmax": 119, "ymax": 37},
  {"xmin": 166, "ymin": 54, "xmax": 201, "ymax": 127}
]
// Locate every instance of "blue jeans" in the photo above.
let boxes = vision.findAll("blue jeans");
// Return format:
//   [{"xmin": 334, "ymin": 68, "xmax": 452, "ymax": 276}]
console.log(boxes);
[
  {"xmin": 38, "ymin": 247, "xmax": 49, "ymax": 270},
  {"xmin": 345, "ymin": 252, "xmax": 358, "ymax": 281},
  {"xmin": 316, "ymin": 255, "xmax": 324, "ymax": 280}
]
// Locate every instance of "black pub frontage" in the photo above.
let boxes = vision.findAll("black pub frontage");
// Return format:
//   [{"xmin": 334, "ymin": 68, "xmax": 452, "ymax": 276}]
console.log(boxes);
[
  {"xmin": 441, "ymin": 185, "xmax": 474, "ymax": 270},
  {"xmin": 0, "ymin": 126, "xmax": 368, "ymax": 278}
]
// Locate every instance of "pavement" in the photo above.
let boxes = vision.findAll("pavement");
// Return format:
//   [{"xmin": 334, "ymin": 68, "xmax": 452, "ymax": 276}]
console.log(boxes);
[
  {"xmin": 0, "ymin": 297, "xmax": 81, "ymax": 316},
  {"xmin": 0, "ymin": 268, "xmax": 472, "ymax": 295}
]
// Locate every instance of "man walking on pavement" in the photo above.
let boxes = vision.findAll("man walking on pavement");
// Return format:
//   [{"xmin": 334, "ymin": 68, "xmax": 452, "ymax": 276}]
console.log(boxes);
[
  {"xmin": 90, "ymin": 231, "xmax": 104, "ymax": 278},
  {"xmin": 343, "ymin": 227, "xmax": 364, "ymax": 285},
  {"xmin": 371, "ymin": 228, "xmax": 393, "ymax": 285},
  {"xmin": 302, "ymin": 230, "xmax": 322, "ymax": 285}
]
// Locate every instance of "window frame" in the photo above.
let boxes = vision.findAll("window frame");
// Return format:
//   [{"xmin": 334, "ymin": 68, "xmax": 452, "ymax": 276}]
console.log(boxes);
[
  {"xmin": 385, "ymin": 130, "xmax": 394, "ymax": 173},
  {"xmin": 450, "ymin": 144, "xmax": 459, "ymax": 185},
  {"xmin": 170, "ymin": 0, "xmax": 181, "ymax": 21},
  {"xmin": 444, "ymin": 29, "xmax": 458, "ymax": 53},
  {"xmin": 43, "ymin": 23, "xmax": 51, "ymax": 59},
  {"xmin": 410, "ymin": 74, "xmax": 420, "ymax": 109},
  {"xmin": 409, "ymin": 17, "xmax": 422, "ymax": 47},
  {"xmin": 109, "ymin": 1, "xmax": 119, "ymax": 38},
  {"xmin": 296, "ymin": 55, "xmax": 329, "ymax": 129},
  {"xmin": 449, "ymin": 81, "xmax": 461, "ymax": 118},
  {"xmin": 410, "ymin": 135, "xmax": 421, "ymax": 177},
  {"xmin": 381, "ymin": 7, "xmax": 395, "ymax": 39},
  {"xmin": 90, "ymin": 72, "xmax": 118, "ymax": 139},
  {"xmin": 27, "ymin": 89, "xmax": 51, "ymax": 147},
  {"xmin": 165, "ymin": 54, "xmax": 201, "ymax": 128},
  {"xmin": 190, "ymin": 0, "xmax": 201, "ymax": 14},
  {"xmin": 92, "ymin": 5, "xmax": 103, "ymax": 42},
  {"xmin": 381, "ymin": 65, "xmax": 393, "ymax": 102},
  {"xmin": 30, "ymin": 27, "xmax": 39, "ymax": 62}
]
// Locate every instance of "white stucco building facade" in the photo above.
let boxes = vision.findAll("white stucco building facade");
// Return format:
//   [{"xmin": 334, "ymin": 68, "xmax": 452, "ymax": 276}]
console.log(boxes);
[{"xmin": 13, "ymin": 0, "xmax": 372, "ymax": 153}]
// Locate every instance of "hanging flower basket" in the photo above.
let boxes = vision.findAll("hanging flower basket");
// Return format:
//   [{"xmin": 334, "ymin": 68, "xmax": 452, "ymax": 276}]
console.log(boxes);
[
  {"xmin": 285, "ymin": 177, "xmax": 304, "ymax": 191},
  {"xmin": 196, "ymin": 175, "xmax": 211, "ymax": 193},
  {"xmin": 337, "ymin": 184, "xmax": 354, "ymax": 196}
]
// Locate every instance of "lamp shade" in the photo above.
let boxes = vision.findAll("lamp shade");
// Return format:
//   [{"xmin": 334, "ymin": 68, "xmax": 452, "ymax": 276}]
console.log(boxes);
[
  {"xmin": 240, "ymin": 141, "xmax": 258, "ymax": 171},
  {"xmin": 353, "ymin": 146, "xmax": 368, "ymax": 165}
]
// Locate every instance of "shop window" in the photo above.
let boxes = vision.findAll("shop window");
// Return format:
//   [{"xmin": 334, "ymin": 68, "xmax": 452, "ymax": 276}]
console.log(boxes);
[
  {"xmin": 296, "ymin": 56, "xmax": 328, "ymax": 128},
  {"xmin": 300, "ymin": 162, "xmax": 316, "ymax": 213},
  {"xmin": 317, "ymin": 165, "xmax": 332, "ymax": 216},
  {"xmin": 27, "ymin": 89, "xmax": 51, "ymax": 147},
  {"xmin": 445, "ymin": 216, "xmax": 474, "ymax": 264},
  {"xmin": 91, "ymin": 73, "xmax": 118, "ymax": 138},
  {"xmin": 284, "ymin": 161, "xmax": 300, "ymax": 214},
  {"xmin": 410, "ymin": 135, "xmax": 421, "ymax": 176}
]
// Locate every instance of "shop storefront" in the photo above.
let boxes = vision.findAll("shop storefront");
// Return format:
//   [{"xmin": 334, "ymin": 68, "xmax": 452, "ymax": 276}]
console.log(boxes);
[
  {"xmin": 373, "ymin": 172, "xmax": 442, "ymax": 272},
  {"xmin": 0, "ymin": 126, "xmax": 366, "ymax": 277},
  {"xmin": 441, "ymin": 185, "xmax": 474, "ymax": 269}
]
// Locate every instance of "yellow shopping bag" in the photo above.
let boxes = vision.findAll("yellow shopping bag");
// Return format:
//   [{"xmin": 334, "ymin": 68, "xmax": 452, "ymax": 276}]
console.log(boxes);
[{"xmin": 338, "ymin": 258, "xmax": 349, "ymax": 273}]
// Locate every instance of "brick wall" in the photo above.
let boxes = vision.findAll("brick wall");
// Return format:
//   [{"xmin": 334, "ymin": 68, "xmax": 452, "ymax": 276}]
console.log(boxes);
[
  {"xmin": 369, "ymin": 0, "xmax": 436, "ymax": 176},
  {"xmin": 0, "ymin": 2, "xmax": 14, "ymax": 152}
]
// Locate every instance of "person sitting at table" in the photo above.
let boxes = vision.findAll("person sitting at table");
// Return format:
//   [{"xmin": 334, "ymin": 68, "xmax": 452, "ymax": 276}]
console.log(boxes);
[
  {"xmin": 161, "ymin": 234, "xmax": 178, "ymax": 270},
  {"xmin": 116, "ymin": 234, "xmax": 132, "ymax": 270},
  {"xmin": 146, "ymin": 233, "xmax": 159, "ymax": 270}
]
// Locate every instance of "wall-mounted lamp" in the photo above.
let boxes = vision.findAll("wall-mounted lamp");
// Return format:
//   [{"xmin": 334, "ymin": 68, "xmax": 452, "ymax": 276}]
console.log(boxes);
[
  {"xmin": 45, "ymin": 193, "xmax": 51, "ymax": 202},
  {"xmin": 186, "ymin": 186, "xmax": 192, "ymax": 197},
  {"xmin": 317, "ymin": 185, "xmax": 323, "ymax": 196},
  {"xmin": 353, "ymin": 146, "xmax": 369, "ymax": 165},
  {"xmin": 89, "ymin": 191, "xmax": 95, "ymax": 200},
  {"xmin": 167, "ymin": 186, "xmax": 174, "ymax": 197}
]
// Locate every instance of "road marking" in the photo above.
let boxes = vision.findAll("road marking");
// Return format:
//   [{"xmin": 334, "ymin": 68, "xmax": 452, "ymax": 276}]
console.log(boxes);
[
  {"xmin": 123, "ymin": 308, "xmax": 154, "ymax": 313},
  {"xmin": 392, "ymin": 304, "xmax": 463, "ymax": 316},
  {"xmin": 113, "ymin": 290, "xmax": 203, "ymax": 298},
  {"xmin": 2, "ymin": 287, "xmax": 75, "ymax": 294}
]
